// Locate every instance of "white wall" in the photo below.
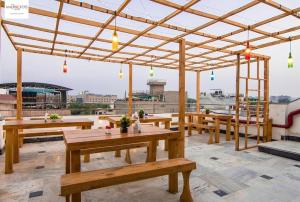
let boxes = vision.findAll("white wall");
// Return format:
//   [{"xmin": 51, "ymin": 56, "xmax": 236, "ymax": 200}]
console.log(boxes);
[{"xmin": 269, "ymin": 104, "xmax": 287, "ymax": 140}]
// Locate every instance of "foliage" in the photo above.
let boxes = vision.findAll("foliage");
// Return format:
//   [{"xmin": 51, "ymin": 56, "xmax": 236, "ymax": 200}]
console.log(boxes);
[
  {"xmin": 205, "ymin": 108, "xmax": 210, "ymax": 114},
  {"xmin": 120, "ymin": 116, "xmax": 130, "ymax": 128},
  {"xmin": 49, "ymin": 113, "xmax": 61, "ymax": 120},
  {"xmin": 138, "ymin": 109, "xmax": 145, "ymax": 119},
  {"xmin": 187, "ymin": 98, "xmax": 196, "ymax": 103},
  {"xmin": 68, "ymin": 103, "xmax": 109, "ymax": 115}
]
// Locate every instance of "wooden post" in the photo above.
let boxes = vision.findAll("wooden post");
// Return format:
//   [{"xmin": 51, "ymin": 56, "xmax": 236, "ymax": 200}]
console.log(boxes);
[
  {"xmin": 16, "ymin": 48, "xmax": 23, "ymax": 120},
  {"xmin": 128, "ymin": 63, "xmax": 133, "ymax": 117},
  {"xmin": 235, "ymin": 54, "xmax": 240, "ymax": 151},
  {"xmin": 263, "ymin": 59, "xmax": 270, "ymax": 142},
  {"xmin": 178, "ymin": 38, "xmax": 185, "ymax": 158},
  {"xmin": 196, "ymin": 71, "xmax": 200, "ymax": 112}
]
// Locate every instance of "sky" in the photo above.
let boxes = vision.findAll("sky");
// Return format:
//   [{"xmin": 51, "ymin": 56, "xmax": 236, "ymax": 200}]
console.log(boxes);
[{"xmin": 0, "ymin": 0, "xmax": 300, "ymax": 99}]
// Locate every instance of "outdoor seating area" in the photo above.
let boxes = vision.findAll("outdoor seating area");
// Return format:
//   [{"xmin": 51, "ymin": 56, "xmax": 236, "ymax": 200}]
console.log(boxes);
[{"xmin": 1, "ymin": 0, "xmax": 300, "ymax": 201}]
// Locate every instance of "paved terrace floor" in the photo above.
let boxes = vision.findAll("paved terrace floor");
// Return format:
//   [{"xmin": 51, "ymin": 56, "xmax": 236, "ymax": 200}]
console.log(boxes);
[{"xmin": 1, "ymin": 131, "xmax": 300, "ymax": 202}]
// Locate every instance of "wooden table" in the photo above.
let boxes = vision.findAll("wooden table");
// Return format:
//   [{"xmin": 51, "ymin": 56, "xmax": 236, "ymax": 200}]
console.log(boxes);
[
  {"xmin": 185, "ymin": 112, "xmax": 233, "ymax": 143},
  {"xmin": 106, "ymin": 116, "xmax": 172, "ymax": 151},
  {"xmin": 3, "ymin": 118, "xmax": 94, "ymax": 174},
  {"xmin": 63, "ymin": 125, "xmax": 180, "ymax": 201}
]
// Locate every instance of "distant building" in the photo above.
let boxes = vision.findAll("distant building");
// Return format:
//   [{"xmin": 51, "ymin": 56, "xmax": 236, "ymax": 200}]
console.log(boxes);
[
  {"xmin": 0, "ymin": 94, "xmax": 16, "ymax": 117},
  {"xmin": 68, "ymin": 91, "xmax": 117, "ymax": 104},
  {"xmin": 0, "ymin": 82, "xmax": 72, "ymax": 109},
  {"xmin": 270, "ymin": 95, "xmax": 292, "ymax": 104},
  {"xmin": 115, "ymin": 79, "xmax": 187, "ymax": 114}
]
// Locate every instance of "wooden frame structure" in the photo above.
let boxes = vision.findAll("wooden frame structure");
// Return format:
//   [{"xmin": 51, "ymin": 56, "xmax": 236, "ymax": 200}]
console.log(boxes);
[{"xmin": 1, "ymin": 0, "xmax": 300, "ymax": 151}]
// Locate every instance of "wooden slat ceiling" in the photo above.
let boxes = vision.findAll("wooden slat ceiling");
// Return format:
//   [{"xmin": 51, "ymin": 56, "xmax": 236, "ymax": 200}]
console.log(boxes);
[{"xmin": 1, "ymin": 0, "xmax": 300, "ymax": 71}]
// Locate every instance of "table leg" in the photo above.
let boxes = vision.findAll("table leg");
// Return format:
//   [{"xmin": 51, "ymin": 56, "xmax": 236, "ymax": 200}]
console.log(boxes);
[
  {"xmin": 164, "ymin": 121, "xmax": 170, "ymax": 151},
  {"xmin": 111, "ymin": 122, "xmax": 121, "ymax": 157},
  {"xmin": 82, "ymin": 125, "xmax": 91, "ymax": 163},
  {"xmin": 198, "ymin": 115, "xmax": 203, "ymax": 134},
  {"xmin": 155, "ymin": 122, "xmax": 159, "ymax": 127},
  {"xmin": 19, "ymin": 129, "xmax": 24, "ymax": 148},
  {"xmin": 168, "ymin": 138, "xmax": 178, "ymax": 193},
  {"xmin": 226, "ymin": 119, "xmax": 231, "ymax": 141},
  {"xmin": 215, "ymin": 119, "xmax": 220, "ymax": 143},
  {"xmin": 13, "ymin": 129, "xmax": 19, "ymax": 163},
  {"xmin": 147, "ymin": 140, "xmax": 157, "ymax": 162},
  {"xmin": 65, "ymin": 149, "xmax": 70, "ymax": 174},
  {"xmin": 5, "ymin": 129, "xmax": 14, "ymax": 174},
  {"xmin": 70, "ymin": 150, "xmax": 81, "ymax": 202},
  {"xmin": 188, "ymin": 115, "xmax": 192, "ymax": 136}
]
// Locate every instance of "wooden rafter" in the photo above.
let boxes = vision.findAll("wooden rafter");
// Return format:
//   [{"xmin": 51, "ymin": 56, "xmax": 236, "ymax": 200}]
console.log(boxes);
[
  {"xmin": 78, "ymin": 0, "xmax": 131, "ymax": 57},
  {"xmin": 50, "ymin": 0, "xmax": 64, "ymax": 54},
  {"xmin": 100, "ymin": 0, "xmax": 200, "ymax": 61},
  {"xmin": 1, "ymin": 0, "xmax": 300, "ymax": 71}
]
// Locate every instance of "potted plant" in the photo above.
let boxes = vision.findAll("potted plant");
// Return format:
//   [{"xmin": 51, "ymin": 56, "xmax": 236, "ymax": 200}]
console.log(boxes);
[
  {"xmin": 138, "ymin": 109, "xmax": 145, "ymax": 119},
  {"xmin": 49, "ymin": 113, "xmax": 61, "ymax": 122},
  {"xmin": 120, "ymin": 116, "xmax": 130, "ymax": 133},
  {"xmin": 205, "ymin": 108, "xmax": 210, "ymax": 114}
]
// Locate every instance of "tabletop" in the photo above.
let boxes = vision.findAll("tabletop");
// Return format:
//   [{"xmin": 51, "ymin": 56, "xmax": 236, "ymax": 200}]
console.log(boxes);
[
  {"xmin": 63, "ymin": 125, "xmax": 179, "ymax": 150},
  {"xmin": 106, "ymin": 116, "xmax": 172, "ymax": 124},
  {"xmin": 3, "ymin": 118, "xmax": 94, "ymax": 130}
]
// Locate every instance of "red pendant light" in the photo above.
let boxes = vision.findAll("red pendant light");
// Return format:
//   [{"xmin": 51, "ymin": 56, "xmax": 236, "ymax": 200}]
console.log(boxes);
[
  {"xmin": 63, "ymin": 50, "xmax": 68, "ymax": 74},
  {"xmin": 245, "ymin": 29, "xmax": 251, "ymax": 61}
]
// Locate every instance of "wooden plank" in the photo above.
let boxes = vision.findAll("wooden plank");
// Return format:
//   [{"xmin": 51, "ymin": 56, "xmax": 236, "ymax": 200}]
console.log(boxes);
[
  {"xmin": 178, "ymin": 38, "xmax": 185, "ymax": 158},
  {"xmin": 16, "ymin": 48, "xmax": 22, "ymax": 120},
  {"xmin": 5, "ymin": 129, "xmax": 14, "ymax": 174},
  {"xmin": 128, "ymin": 63, "xmax": 133, "ymax": 116},
  {"xmin": 196, "ymin": 71, "xmax": 200, "ymax": 112},
  {"xmin": 50, "ymin": 0, "xmax": 64, "ymax": 54},
  {"xmin": 235, "ymin": 54, "xmax": 240, "ymax": 151},
  {"xmin": 263, "ymin": 59, "xmax": 270, "ymax": 142},
  {"xmin": 61, "ymin": 158, "xmax": 196, "ymax": 196}
]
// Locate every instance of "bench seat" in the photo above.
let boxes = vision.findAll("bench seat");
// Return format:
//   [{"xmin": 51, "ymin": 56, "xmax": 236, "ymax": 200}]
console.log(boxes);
[{"xmin": 61, "ymin": 158, "xmax": 196, "ymax": 202}]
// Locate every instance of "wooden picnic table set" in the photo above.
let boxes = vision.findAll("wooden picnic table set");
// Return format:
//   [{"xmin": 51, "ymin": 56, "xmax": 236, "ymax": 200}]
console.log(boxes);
[
  {"xmin": 2, "ymin": 116, "xmax": 196, "ymax": 202},
  {"xmin": 173, "ymin": 112, "xmax": 233, "ymax": 144}
]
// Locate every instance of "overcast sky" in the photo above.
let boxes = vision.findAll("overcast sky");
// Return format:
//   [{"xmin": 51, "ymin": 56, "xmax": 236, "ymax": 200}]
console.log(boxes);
[{"xmin": 1, "ymin": 0, "xmax": 300, "ymax": 99}]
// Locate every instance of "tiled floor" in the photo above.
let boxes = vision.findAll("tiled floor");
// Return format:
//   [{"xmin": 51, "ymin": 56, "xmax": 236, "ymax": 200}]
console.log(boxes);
[{"xmin": 1, "ymin": 131, "xmax": 300, "ymax": 202}]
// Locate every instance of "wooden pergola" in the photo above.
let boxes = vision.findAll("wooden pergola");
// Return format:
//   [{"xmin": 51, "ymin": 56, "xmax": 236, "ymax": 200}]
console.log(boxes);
[{"xmin": 1, "ymin": 0, "xmax": 300, "ymax": 152}]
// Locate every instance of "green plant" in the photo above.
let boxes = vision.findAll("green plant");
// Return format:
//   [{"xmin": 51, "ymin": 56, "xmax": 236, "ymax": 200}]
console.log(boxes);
[
  {"xmin": 138, "ymin": 109, "xmax": 145, "ymax": 119},
  {"xmin": 120, "ymin": 116, "xmax": 130, "ymax": 128},
  {"xmin": 49, "ymin": 113, "xmax": 61, "ymax": 120},
  {"xmin": 205, "ymin": 108, "xmax": 210, "ymax": 114}
]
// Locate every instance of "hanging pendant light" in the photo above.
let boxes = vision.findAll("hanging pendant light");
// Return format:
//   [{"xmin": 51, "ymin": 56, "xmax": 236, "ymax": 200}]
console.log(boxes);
[
  {"xmin": 288, "ymin": 37, "xmax": 293, "ymax": 68},
  {"xmin": 210, "ymin": 70, "xmax": 215, "ymax": 81},
  {"xmin": 112, "ymin": 14, "xmax": 119, "ymax": 51},
  {"xmin": 149, "ymin": 56, "xmax": 154, "ymax": 77},
  {"xmin": 118, "ymin": 63, "xmax": 123, "ymax": 79},
  {"xmin": 63, "ymin": 50, "xmax": 68, "ymax": 73},
  {"xmin": 245, "ymin": 29, "xmax": 251, "ymax": 61}
]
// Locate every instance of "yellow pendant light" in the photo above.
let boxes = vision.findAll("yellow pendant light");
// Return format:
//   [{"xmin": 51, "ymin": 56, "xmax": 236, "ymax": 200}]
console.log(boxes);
[
  {"xmin": 118, "ymin": 64, "xmax": 123, "ymax": 79},
  {"xmin": 112, "ymin": 15, "xmax": 119, "ymax": 51}
]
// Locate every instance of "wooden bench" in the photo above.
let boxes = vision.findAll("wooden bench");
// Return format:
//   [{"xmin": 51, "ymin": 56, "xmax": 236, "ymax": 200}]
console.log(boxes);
[
  {"xmin": 188, "ymin": 123, "xmax": 216, "ymax": 144},
  {"xmin": 19, "ymin": 129, "xmax": 63, "ymax": 137},
  {"xmin": 81, "ymin": 142, "xmax": 150, "ymax": 164},
  {"xmin": 61, "ymin": 158, "xmax": 196, "ymax": 202}
]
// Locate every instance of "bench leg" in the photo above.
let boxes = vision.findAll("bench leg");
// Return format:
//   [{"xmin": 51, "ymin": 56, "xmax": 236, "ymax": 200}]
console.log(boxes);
[
  {"xmin": 180, "ymin": 171, "xmax": 193, "ymax": 202},
  {"xmin": 147, "ymin": 140, "xmax": 157, "ymax": 162},
  {"xmin": 115, "ymin": 150, "xmax": 121, "ymax": 157},
  {"xmin": 125, "ymin": 149, "xmax": 132, "ymax": 164},
  {"xmin": 83, "ymin": 154, "xmax": 90, "ymax": 163},
  {"xmin": 164, "ymin": 140, "xmax": 168, "ymax": 151},
  {"xmin": 208, "ymin": 129, "xmax": 214, "ymax": 144}
]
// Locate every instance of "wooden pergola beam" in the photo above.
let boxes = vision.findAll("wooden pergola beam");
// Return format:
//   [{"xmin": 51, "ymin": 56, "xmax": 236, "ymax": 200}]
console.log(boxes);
[
  {"xmin": 50, "ymin": 0, "xmax": 64, "ymax": 54},
  {"xmin": 258, "ymin": 0, "xmax": 300, "ymax": 20},
  {"xmin": 100, "ymin": 0, "xmax": 200, "ymax": 61},
  {"xmin": 137, "ymin": 1, "xmax": 269, "ymax": 66},
  {"xmin": 78, "ymin": 0, "xmax": 131, "ymax": 57},
  {"xmin": 61, "ymin": 0, "xmax": 252, "ymax": 49}
]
